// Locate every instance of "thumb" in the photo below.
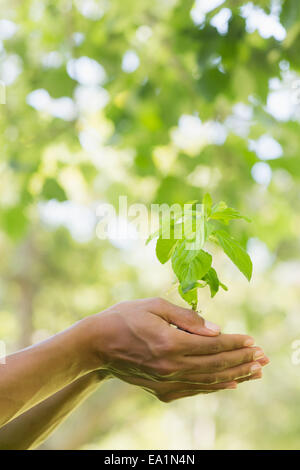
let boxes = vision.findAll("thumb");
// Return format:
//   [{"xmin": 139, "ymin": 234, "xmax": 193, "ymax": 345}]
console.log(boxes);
[{"xmin": 147, "ymin": 298, "xmax": 220, "ymax": 336}]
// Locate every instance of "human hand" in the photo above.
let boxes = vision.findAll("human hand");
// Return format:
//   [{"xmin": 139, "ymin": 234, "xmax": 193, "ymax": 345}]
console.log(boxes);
[
  {"xmin": 110, "ymin": 366, "xmax": 265, "ymax": 402},
  {"xmin": 87, "ymin": 298, "xmax": 268, "ymax": 400}
]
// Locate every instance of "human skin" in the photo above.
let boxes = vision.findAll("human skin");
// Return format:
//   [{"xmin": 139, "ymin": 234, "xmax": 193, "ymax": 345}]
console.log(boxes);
[
  {"xmin": 0, "ymin": 298, "xmax": 269, "ymax": 448},
  {"xmin": 0, "ymin": 368, "xmax": 265, "ymax": 450},
  {"xmin": 0, "ymin": 371, "xmax": 109, "ymax": 450}
]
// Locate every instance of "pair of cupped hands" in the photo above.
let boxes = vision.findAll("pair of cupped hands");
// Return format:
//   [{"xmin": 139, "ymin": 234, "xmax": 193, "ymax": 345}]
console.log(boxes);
[{"xmin": 91, "ymin": 298, "xmax": 269, "ymax": 403}]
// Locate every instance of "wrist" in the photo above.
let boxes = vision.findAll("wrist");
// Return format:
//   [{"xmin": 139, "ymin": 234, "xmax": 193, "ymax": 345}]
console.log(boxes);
[
  {"xmin": 78, "ymin": 309, "xmax": 121, "ymax": 373},
  {"xmin": 75, "ymin": 314, "xmax": 110, "ymax": 372},
  {"xmin": 69, "ymin": 316, "xmax": 102, "ymax": 375}
]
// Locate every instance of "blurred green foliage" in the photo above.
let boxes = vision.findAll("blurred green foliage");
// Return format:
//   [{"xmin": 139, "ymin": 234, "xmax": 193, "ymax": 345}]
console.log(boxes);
[{"xmin": 1, "ymin": 0, "xmax": 300, "ymax": 450}]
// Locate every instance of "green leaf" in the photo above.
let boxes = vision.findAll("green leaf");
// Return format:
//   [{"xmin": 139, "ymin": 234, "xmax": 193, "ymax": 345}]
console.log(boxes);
[
  {"xmin": 215, "ymin": 230, "xmax": 253, "ymax": 281},
  {"xmin": 172, "ymin": 241, "xmax": 212, "ymax": 289},
  {"xmin": 182, "ymin": 214, "xmax": 206, "ymax": 250},
  {"xmin": 203, "ymin": 267, "xmax": 219, "ymax": 298},
  {"xmin": 210, "ymin": 203, "xmax": 251, "ymax": 224},
  {"xmin": 146, "ymin": 230, "xmax": 160, "ymax": 245},
  {"xmin": 146, "ymin": 212, "xmax": 181, "ymax": 245},
  {"xmin": 212, "ymin": 201, "xmax": 227, "ymax": 213},
  {"xmin": 156, "ymin": 237, "xmax": 178, "ymax": 264},
  {"xmin": 185, "ymin": 200, "xmax": 199, "ymax": 208},
  {"xmin": 181, "ymin": 282, "xmax": 197, "ymax": 294},
  {"xmin": 178, "ymin": 283, "xmax": 198, "ymax": 310}
]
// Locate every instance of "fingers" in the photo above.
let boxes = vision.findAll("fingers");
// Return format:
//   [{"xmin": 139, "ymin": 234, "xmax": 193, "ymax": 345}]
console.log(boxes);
[
  {"xmin": 146, "ymin": 297, "xmax": 221, "ymax": 336},
  {"xmin": 216, "ymin": 355, "xmax": 269, "ymax": 385},
  {"xmin": 178, "ymin": 361, "xmax": 262, "ymax": 384},
  {"xmin": 116, "ymin": 371, "xmax": 237, "ymax": 393},
  {"xmin": 214, "ymin": 361, "xmax": 262, "ymax": 382},
  {"xmin": 237, "ymin": 369, "xmax": 262, "ymax": 384},
  {"xmin": 160, "ymin": 360, "xmax": 267, "ymax": 400},
  {"xmin": 162, "ymin": 381, "xmax": 238, "ymax": 402},
  {"xmin": 236, "ymin": 356, "xmax": 269, "ymax": 384},
  {"xmin": 121, "ymin": 374, "xmax": 239, "ymax": 402},
  {"xmin": 184, "ymin": 346, "xmax": 265, "ymax": 374},
  {"xmin": 257, "ymin": 356, "xmax": 270, "ymax": 366},
  {"xmin": 165, "ymin": 380, "xmax": 238, "ymax": 393},
  {"xmin": 114, "ymin": 356, "xmax": 268, "ymax": 403},
  {"xmin": 174, "ymin": 330, "xmax": 255, "ymax": 356}
]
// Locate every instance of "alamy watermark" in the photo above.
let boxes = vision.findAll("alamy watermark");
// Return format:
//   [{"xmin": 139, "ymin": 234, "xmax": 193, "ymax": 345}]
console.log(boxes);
[
  {"xmin": 96, "ymin": 196, "xmax": 205, "ymax": 250},
  {"xmin": 0, "ymin": 81, "xmax": 6, "ymax": 105}
]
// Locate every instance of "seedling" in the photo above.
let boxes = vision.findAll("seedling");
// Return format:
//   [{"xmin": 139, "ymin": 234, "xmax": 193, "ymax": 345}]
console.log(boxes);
[{"xmin": 147, "ymin": 194, "xmax": 252, "ymax": 311}]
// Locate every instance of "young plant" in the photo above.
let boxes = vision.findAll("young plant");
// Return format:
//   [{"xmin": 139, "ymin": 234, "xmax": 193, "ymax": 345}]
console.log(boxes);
[{"xmin": 147, "ymin": 194, "xmax": 253, "ymax": 311}]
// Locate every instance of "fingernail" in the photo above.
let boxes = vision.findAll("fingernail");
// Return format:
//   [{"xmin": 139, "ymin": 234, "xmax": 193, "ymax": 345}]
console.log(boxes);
[
  {"xmin": 244, "ymin": 337, "xmax": 255, "ymax": 347},
  {"xmin": 251, "ymin": 363, "xmax": 262, "ymax": 373},
  {"xmin": 205, "ymin": 321, "xmax": 220, "ymax": 333},
  {"xmin": 253, "ymin": 349, "xmax": 264, "ymax": 360},
  {"xmin": 261, "ymin": 356, "xmax": 270, "ymax": 365}
]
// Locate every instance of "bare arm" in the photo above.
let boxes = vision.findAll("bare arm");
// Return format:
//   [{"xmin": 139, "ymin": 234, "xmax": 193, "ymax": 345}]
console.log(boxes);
[
  {"xmin": 0, "ymin": 298, "xmax": 268, "ymax": 442},
  {"xmin": 0, "ymin": 371, "xmax": 109, "ymax": 450},
  {"xmin": 0, "ymin": 319, "xmax": 96, "ymax": 427}
]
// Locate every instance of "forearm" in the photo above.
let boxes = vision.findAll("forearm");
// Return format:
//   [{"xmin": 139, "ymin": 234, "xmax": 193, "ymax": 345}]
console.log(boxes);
[
  {"xmin": 0, "ymin": 371, "xmax": 109, "ymax": 450},
  {"xmin": 0, "ymin": 317, "xmax": 98, "ymax": 427}
]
